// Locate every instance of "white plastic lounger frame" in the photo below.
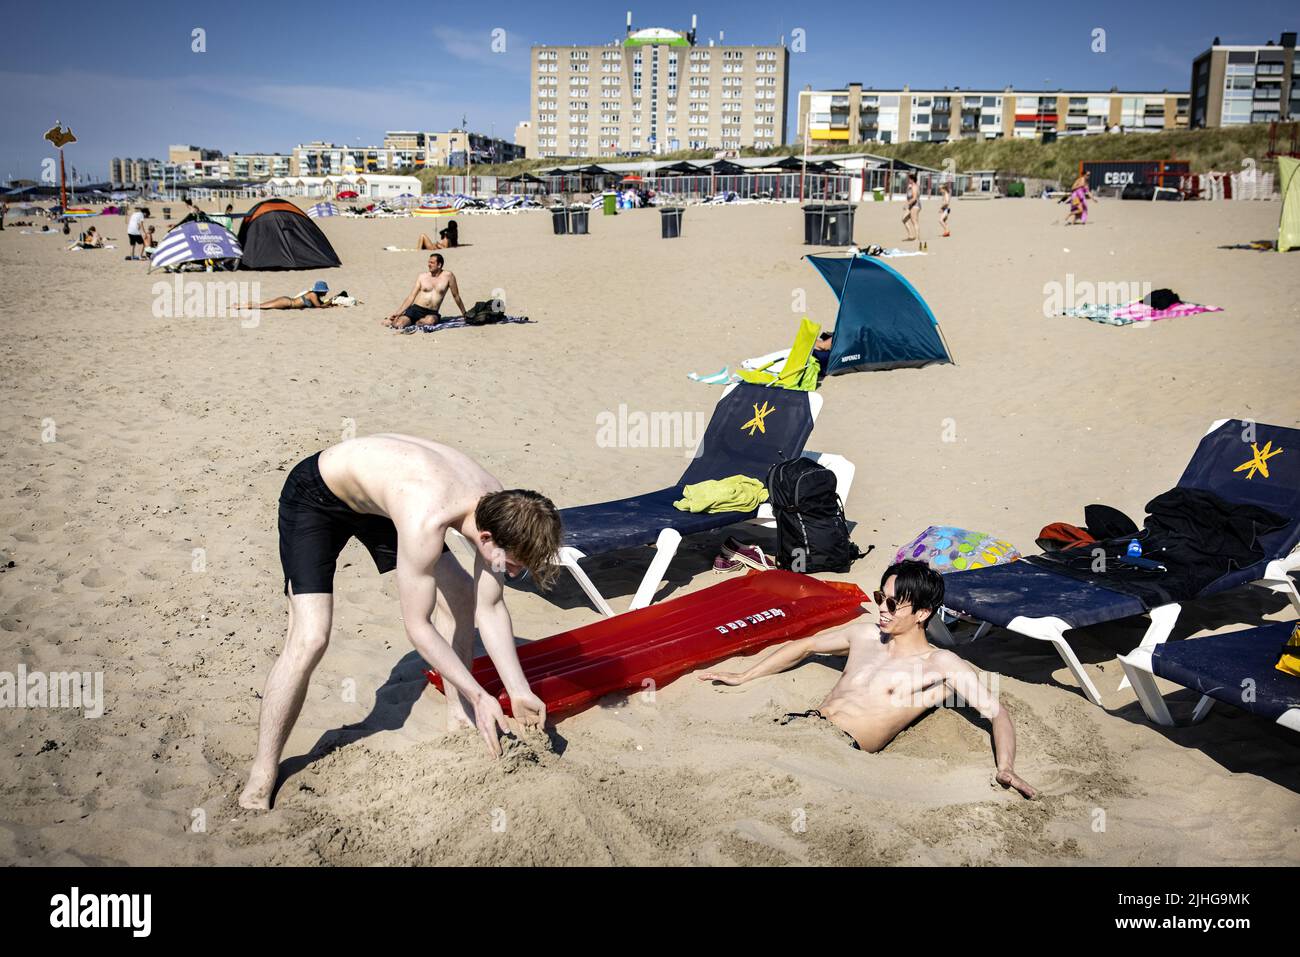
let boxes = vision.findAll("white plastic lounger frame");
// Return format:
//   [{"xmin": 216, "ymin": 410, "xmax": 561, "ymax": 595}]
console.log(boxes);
[
  {"xmin": 938, "ymin": 418, "xmax": 1300, "ymax": 708},
  {"xmin": 1117, "ymin": 645, "xmax": 1300, "ymax": 733},
  {"xmin": 555, "ymin": 387, "xmax": 857, "ymax": 617}
]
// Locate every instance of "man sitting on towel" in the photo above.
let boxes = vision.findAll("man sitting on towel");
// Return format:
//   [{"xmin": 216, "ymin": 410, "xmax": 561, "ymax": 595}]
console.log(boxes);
[
  {"xmin": 382, "ymin": 252, "xmax": 467, "ymax": 329},
  {"xmin": 239, "ymin": 434, "xmax": 562, "ymax": 810},
  {"xmin": 697, "ymin": 560, "xmax": 1037, "ymax": 799}
]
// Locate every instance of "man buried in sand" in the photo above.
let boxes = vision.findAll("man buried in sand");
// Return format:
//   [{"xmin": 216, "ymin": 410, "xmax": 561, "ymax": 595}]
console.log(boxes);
[
  {"xmin": 381, "ymin": 252, "xmax": 467, "ymax": 329},
  {"xmin": 239, "ymin": 435, "xmax": 562, "ymax": 810},
  {"xmin": 698, "ymin": 560, "xmax": 1036, "ymax": 799}
]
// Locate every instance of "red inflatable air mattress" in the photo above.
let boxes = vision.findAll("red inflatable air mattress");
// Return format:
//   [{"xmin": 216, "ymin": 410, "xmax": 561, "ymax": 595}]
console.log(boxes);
[{"xmin": 425, "ymin": 570, "xmax": 869, "ymax": 720}]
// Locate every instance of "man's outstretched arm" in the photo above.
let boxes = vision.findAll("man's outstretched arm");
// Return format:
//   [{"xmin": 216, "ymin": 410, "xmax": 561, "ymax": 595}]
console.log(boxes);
[
  {"xmin": 448, "ymin": 273, "xmax": 467, "ymax": 315},
  {"xmin": 696, "ymin": 621, "xmax": 866, "ymax": 686},
  {"xmin": 472, "ymin": 554, "xmax": 547, "ymax": 729},
  {"xmin": 388, "ymin": 279, "xmax": 420, "ymax": 319},
  {"xmin": 940, "ymin": 655, "xmax": 1037, "ymax": 799}
]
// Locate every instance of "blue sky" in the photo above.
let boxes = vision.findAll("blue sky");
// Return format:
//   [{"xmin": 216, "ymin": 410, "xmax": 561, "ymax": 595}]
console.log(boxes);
[{"xmin": 2, "ymin": 0, "xmax": 1293, "ymax": 181}]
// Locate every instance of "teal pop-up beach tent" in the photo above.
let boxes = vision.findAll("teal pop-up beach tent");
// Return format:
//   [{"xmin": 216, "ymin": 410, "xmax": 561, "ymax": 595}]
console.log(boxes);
[{"xmin": 806, "ymin": 254, "xmax": 952, "ymax": 373}]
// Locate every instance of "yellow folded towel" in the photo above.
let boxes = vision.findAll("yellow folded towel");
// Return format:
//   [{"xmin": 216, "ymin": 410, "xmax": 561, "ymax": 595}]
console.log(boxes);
[{"xmin": 673, "ymin": 475, "xmax": 768, "ymax": 514}]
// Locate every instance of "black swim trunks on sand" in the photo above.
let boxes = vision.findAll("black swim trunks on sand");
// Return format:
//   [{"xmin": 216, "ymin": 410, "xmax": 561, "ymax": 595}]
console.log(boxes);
[
  {"xmin": 278, "ymin": 452, "xmax": 400, "ymax": 594},
  {"xmin": 402, "ymin": 304, "xmax": 441, "ymax": 324},
  {"xmin": 779, "ymin": 710, "xmax": 861, "ymax": 750}
]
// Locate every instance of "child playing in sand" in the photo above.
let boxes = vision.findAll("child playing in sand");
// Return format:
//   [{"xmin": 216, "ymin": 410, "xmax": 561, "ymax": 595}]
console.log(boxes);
[
  {"xmin": 240, "ymin": 435, "xmax": 561, "ymax": 810},
  {"xmin": 697, "ymin": 561, "xmax": 1037, "ymax": 799}
]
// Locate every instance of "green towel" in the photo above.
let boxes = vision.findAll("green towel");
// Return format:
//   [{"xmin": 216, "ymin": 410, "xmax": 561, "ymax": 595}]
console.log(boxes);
[{"xmin": 673, "ymin": 475, "xmax": 768, "ymax": 514}]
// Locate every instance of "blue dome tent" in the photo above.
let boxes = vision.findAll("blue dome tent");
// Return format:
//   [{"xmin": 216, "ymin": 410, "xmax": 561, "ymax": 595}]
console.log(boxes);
[{"xmin": 806, "ymin": 253, "xmax": 952, "ymax": 373}]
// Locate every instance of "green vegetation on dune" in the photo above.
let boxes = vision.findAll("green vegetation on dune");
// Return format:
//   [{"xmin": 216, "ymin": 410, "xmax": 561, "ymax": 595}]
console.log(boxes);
[
  {"xmin": 844, "ymin": 124, "xmax": 1275, "ymax": 182},
  {"xmin": 410, "ymin": 124, "xmax": 1282, "ymax": 189}
]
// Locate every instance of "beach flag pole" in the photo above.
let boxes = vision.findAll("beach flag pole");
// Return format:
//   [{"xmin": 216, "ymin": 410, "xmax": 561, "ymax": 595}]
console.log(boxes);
[
  {"xmin": 800, "ymin": 121, "xmax": 809, "ymax": 203},
  {"xmin": 43, "ymin": 121, "xmax": 77, "ymax": 216}
]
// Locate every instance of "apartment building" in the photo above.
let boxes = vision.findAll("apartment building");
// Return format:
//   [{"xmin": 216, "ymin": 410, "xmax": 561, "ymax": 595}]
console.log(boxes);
[
  {"xmin": 530, "ymin": 16, "xmax": 788, "ymax": 159},
  {"xmin": 109, "ymin": 157, "xmax": 164, "ymax": 187},
  {"xmin": 798, "ymin": 84, "xmax": 1189, "ymax": 144},
  {"xmin": 514, "ymin": 121, "xmax": 533, "ymax": 158},
  {"xmin": 1190, "ymin": 32, "xmax": 1297, "ymax": 127},
  {"xmin": 227, "ymin": 152, "xmax": 293, "ymax": 180}
]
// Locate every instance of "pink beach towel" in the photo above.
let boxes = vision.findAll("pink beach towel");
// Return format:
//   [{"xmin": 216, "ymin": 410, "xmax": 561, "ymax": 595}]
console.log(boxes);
[{"xmin": 1111, "ymin": 302, "xmax": 1224, "ymax": 323}]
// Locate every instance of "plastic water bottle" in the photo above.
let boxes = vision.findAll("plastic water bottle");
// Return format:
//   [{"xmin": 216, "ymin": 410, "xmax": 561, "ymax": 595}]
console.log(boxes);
[{"xmin": 1126, "ymin": 539, "xmax": 1142, "ymax": 559}]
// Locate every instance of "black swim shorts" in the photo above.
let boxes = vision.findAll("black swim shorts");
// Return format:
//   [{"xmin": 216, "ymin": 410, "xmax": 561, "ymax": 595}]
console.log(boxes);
[
  {"xmin": 778, "ymin": 710, "xmax": 861, "ymax": 750},
  {"xmin": 402, "ymin": 304, "xmax": 441, "ymax": 324},
  {"xmin": 278, "ymin": 452, "xmax": 399, "ymax": 595}
]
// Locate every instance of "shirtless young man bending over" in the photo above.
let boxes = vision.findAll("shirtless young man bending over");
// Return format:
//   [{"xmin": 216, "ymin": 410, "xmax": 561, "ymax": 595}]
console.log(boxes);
[
  {"xmin": 382, "ymin": 253, "xmax": 467, "ymax": 329},
  {"xmin": 239, "ymin": 435, "xmax": 562, "ymax": 810},
  {"xmin": 697, "ymin": 560, "xmax": 1036, "ymax": 799}
]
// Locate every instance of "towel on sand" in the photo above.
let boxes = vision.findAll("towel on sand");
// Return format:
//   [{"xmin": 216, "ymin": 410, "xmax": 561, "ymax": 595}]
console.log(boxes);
[
  {"xmin": 673, "ymin": 475, "xmax": 768, "ymax": 514},
  {"xmin": 1059, "ymin": 302, "xmax": 1223, "ymax": 327},
  {"xmin": 400, "ymin": 314, "xmax": 533, "ymax": 334}
]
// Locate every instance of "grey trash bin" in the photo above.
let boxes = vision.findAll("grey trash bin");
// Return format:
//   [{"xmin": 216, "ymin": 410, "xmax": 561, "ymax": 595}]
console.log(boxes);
[
  {"xmin": 567, "ymin": 206, "xmax": 589, "ymax": 235},
  {"xmin": 659, "ymin": 206, "xmax": 684, "ymax": 238},
  {"xmin": 824, "ymin": 204, "xmax": 855, "ymax": 245},
  {"xmin": 801, "ymin": 203, "xmax": 828, "ymax": 245}
]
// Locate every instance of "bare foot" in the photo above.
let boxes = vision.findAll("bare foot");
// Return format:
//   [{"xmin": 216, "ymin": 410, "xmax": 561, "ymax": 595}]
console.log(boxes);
[{"xmin": 239, "ymin": 769, "xmax": 276, "ymax": 810}]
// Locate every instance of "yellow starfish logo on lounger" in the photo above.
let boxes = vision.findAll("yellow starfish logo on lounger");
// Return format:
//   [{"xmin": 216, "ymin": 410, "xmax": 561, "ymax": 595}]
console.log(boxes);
[
  {"xmin": 1233, "ymin": 440, "xmax": 1283, "ymax": 480},
  {"xmin": 741, "ymin": 401, "xmax": 775, "ymax": 437}
]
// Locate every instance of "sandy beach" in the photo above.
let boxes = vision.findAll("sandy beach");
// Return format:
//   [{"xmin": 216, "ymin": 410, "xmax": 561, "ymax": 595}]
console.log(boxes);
[{"xmin": 1, "ymin": 196, "xmax": 1297, "ymax": 866}]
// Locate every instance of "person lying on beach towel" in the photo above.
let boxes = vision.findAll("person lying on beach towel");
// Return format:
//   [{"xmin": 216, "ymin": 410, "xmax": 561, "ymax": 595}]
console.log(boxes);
[
  {"xmin": 696, "ymin": 560, "xmax": 1037, "ymax": 799},
  {"xmin": 381, "ymin": 253, "xmax": 467, "ymax": 329},
  {"xmin": 239, "ymin": 434, "xmax": 560, "ymax": 809},
  {"xmin": 237, "ymin": 281, "xmax": 340, "ymax": 311}
]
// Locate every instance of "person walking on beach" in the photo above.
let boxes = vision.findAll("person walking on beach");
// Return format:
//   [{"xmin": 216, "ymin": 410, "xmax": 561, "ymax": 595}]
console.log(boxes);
[
  {"xmin": 239, "ymin": 435, "xmax": 562, "ymax": 810},
  {"xmin": 697, "ymin": 560, "xmax": 1037, "ymax": 799},
  {"xmin": 382, "ymin": 252, "xmax": 468, "ymax": 329},
  {"xmin": 1065, "ymin": 171, "xmax": 1091, "ymax": 225},
  {"xmin": 902, "ymin": 173, "xmax": 921, "ymax": 242},
  {"xmin": 126, "ymin": 206, "xmax": 146, "ymax": 260},
  {"xmin": 938, "ymin": 182, "xmax": 952, "ymax": 237}
]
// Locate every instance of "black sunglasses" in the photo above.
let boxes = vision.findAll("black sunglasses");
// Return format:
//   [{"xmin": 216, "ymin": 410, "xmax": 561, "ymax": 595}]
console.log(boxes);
[{"xmin": 873, "ymin": 590, "xmax": 913, "ymax": 614}]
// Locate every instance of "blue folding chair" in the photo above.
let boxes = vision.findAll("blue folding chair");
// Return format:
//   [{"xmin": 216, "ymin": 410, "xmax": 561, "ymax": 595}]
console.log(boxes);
[
  {"xmin": 938, "ymin": 419, "xmax": 1300, "ymax": 705},
  {"xmin": 556, "ymin": 382, "xmax": 855, "ymax": 616},
  {"xmin": 1119, "ymin": 621, "xmax": 1300, "ymax": 732}
]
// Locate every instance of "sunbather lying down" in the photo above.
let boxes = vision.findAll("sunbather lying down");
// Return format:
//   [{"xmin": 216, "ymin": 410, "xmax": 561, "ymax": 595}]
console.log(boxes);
[
  {"xmin": 239, "ymin": 281, "xmax": 338, "ymax": 310},
  {"xmin": 697, "ymin": 560, "xmax": 1037, "ymax": 799}
]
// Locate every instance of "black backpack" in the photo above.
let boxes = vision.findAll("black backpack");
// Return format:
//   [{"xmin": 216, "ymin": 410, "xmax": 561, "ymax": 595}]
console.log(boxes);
[{"xmin": 765, "ymin": 457, "xmax": 863, "ymax": 573}]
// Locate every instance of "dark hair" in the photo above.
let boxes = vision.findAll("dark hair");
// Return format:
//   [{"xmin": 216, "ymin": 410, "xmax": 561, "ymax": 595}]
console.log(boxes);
[
  {"xmin": 880, "ymin": 560, "xmax": 944, "ymax": 621},
  {"xmin": 439, "ymin": 220, "xmax": 458, "ymax": 246},
  {"xmin": 429, "ymin": 252, "xmax": 445, "ymax": 266},
  {"xmin": 475, "ymin": 489, "xmax": 562, "ymax": 588}
]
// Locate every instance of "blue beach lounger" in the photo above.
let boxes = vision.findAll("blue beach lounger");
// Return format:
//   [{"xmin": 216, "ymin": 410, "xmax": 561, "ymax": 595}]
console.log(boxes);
[
  {"xmin": 938, "ymin": 419, "xmax": 1300, "ymax": 705},
  {"xmin": 1118, "ymin": 621, "xmax": 1300, "ymax": 732},
  {"xmin": 555, "ymin": 382, "xmax": 855, "ymax": 617}
]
